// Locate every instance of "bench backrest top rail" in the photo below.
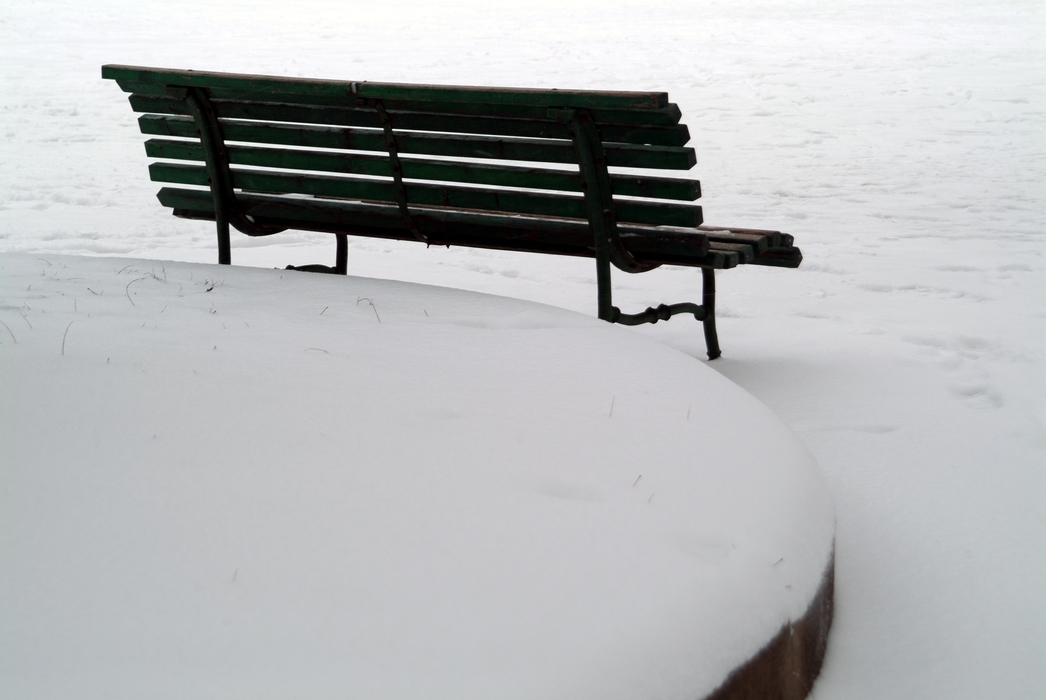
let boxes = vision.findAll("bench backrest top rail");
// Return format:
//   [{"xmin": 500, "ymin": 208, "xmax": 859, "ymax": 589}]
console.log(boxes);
[
  {"xmin": 116, "ymin": 81, "xmax": 684, "ymax": 126},
  {"xmin": 102, "ymin": 65, "xmax": 670, "ymax": 111}
]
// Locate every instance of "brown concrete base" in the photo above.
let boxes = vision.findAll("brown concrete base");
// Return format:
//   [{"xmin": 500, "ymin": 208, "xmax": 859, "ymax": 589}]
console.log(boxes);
[{"xmin": 704, "ymin": 547, "xmax": 835, "ymax": 700}]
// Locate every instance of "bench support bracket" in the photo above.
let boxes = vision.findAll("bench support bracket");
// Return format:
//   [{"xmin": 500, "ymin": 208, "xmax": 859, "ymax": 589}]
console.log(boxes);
[
  {"xmin": 370, "ymin": 100, "xmax": 428, "ymax": 244},
  {"xmin": 553, "ymin": 108, "xmax": 721, "ymax": 360},
  {"xmin": 170, "ymin": 86, "xmax": 346, "ymax": 274}
]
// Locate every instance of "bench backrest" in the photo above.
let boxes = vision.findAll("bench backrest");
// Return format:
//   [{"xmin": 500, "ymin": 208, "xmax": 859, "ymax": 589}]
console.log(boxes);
[{"xmin": 102, "ymin": 65, "xmax": 703, "ymax": 237}]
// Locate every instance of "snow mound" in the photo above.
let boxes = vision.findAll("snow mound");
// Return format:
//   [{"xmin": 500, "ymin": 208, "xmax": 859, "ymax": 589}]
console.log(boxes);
[{"xmin": 0, "ymin": 253, "xmax": 834, "ymax": 700}]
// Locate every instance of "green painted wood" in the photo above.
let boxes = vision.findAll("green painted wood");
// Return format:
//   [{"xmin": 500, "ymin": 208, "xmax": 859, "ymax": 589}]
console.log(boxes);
[
  {"xmin": 104, "ymin": 65, "xmax": 668, "ymax": 110},
  {"xmin": 613, "ymin": 174, "xmax": 700, "ymax": 200},
  {"xmin": 260, "ymin": 92, "xmax": 686, "ymax": 127},
  {"xmin": 615, "ymin": 199, "xmax": 701, "ymax": 227},
  {"xmin": 115, "ymin": 82, "xmax": 684, "ymax": 126},
  {"xmin": 147, "ymin": 138, "xmax": 392, "ymax": 176},
  {"xmin": 128, "ymin": 94, "xmax": 691, "ymax": 147},
  {"xmin": 601, "ymin": 122, "xmax": 688, "ymax": 146},
  {"xmin": 155, "ymin": 187, "xmax": 720, "ymax": 265},
  {"xmin": 357, "ymin": 82, "xmax": 668, "ymax": 110},
  {"xmin": 144, "ymin": 139, "xmax": 701, "ymax": 201},
  {"xmin": 203, "ymin": 142, "xmax": 690, "ymax": 199},
  {"xmin": 148, "ymin": 162, "xmax": 703, "ymax": 227},
  {"xmin": 139, "ymin": 115, "xmax": 696, "ymax": 169}
]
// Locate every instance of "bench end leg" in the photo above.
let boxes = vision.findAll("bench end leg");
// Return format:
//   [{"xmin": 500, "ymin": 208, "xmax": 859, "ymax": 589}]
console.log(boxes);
[
  {"xmin": 335, "ymin": 234, "xmax": 348, "ymax": 275},
  {"xmin": 702, "ymin": 267, "xmax": 721, "ymax": 360},
  {"xmin": 216, "ymin": 216, "xmax": 231, "ymax": 265}
]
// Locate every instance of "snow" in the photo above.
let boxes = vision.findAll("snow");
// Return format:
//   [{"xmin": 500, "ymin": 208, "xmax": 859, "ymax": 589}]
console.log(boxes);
[
  {"xmin": 0, "ymin": 254, "xmax": 834, "ymax": 699},
  {"xmin": 1, "ymin": 0, "xmax": 1044, "ymax": 697}
]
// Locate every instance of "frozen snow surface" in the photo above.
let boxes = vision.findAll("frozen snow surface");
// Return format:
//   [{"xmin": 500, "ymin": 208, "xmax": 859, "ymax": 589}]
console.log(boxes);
[
  {"xmin": 0, "ymin": 254, "xmax": 834, "ymax": 699},
  {"xmin": 1, "ymin": 0, "xmax": 1044, "ymax": 698}
]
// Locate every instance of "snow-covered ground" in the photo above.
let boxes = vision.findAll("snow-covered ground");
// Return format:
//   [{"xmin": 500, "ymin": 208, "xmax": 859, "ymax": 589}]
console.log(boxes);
[
  {"xmin": 1, "ymin": 0, "xmax": 1043, "ymax": 698},
  {"xmin": 0, "ymin": 254, "xmax": 835, "ymax": 699}
]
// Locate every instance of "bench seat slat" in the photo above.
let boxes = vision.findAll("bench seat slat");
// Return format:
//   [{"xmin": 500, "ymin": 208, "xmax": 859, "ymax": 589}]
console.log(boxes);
[
  {"xmin": 138, "ymin": 115, "xmax": 697, "ymax": 170},
  {"xmin": 699, "ymin": 229, "xmax": 775, "ymax": 254},
  {"xmin": 706, "ymin": 241, "xmax": 755, "ymax": 263},
  {"xmin": 116, "ymin": 81, "xmax": 685, "ymax": 127},
  {"xmin": 144, "ymin": 139, "xmax": 702, "ymax": 201},
  {"xmin": 698, "ymin": 225, "xmax": 793, "ymax": 249},
  {"xmin": 154, "ymin": 187, "xmax": 739, "ymax": 269},
  {"xmin": 699, "ymin": 225, "xmax": 781, "ymax": 245},
  {"xmin": 104, "ymin": 64, "xmax": 668, "ymax": 111},
  {"xmin": 128, "ymin": 95, "xmax": 691, "ymax": 147},
  {"xmin": 149, "ymin": 162, "xmax": 704, "ymax": 228},
  {"xmin": 747, "ymin": 246, "xmax": 802, "ymax": 268}
]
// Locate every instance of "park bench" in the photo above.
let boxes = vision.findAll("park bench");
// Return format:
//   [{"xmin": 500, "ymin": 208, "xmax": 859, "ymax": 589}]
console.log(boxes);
[{"xmin": 102, "ymin": 64, "xmax": 801, "ymax": 360}]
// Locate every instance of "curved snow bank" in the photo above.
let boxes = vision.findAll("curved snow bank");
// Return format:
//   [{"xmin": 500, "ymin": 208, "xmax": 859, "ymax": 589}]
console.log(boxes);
[
  {"xmin": 0, "ymin": 253, "xmax": 834, "ymax": 700},
  {"xmin": 707, "ymin": 550, "xmax": 833, "ymax": 700}
]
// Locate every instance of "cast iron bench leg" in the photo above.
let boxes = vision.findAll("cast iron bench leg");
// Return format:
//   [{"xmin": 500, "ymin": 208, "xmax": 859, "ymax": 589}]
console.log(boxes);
[
  {"xmin": 702, "ymin": 267, "xmax": 721, "ymax": 360},
  {"xmin": 217, "ymin": 215, "xmax": 231, "ymax": 265},
  {"xmin": 336, "ymin": 234, "xmax": 347, "ymax": 275}
]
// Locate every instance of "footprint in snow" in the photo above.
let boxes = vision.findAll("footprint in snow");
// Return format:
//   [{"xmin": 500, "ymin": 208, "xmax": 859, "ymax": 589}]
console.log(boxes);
[{"xmin": 950, "ymin": 384, "xmax": 1003, "ymax": 409}]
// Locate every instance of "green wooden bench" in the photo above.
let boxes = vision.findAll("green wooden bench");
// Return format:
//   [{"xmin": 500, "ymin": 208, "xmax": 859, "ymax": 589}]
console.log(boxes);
[{"xmin": 102, "ymin": 64, "xmax": 801, "ymax": 360}]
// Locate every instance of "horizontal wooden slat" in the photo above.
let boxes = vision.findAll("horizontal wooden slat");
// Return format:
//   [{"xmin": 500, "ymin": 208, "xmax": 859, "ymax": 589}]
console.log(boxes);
[
  {"xmin": 144, "ymin": 139, "xmax": 701, "ymax": 201},
  {"xmin": 747, "ymin": 246, "xmax": 802, "ymax": 268},
  {"xmin": 699, "ymin": 225, "xmax": 783, "ymax": 249},
  {"xmin": 115, "ymin": 81, "xmax": 684, "ymax": 126},
  {"xmin": 697, "ymin": 228, "xmax": 776, "ymax": 254},
  {"xmin": 104, "ymin": 64, "xmax": 668, "ymax": 110},
  {"xmin": 610, "ymin": 173, "xmax": 701, "ymax": 201},
  {"xmin": 155, "ymin": 187, "xmax": 735, "ymax": 268},
  {"xmin": 706, "ymin": 241, "xmax": 754, "ymax": 263},
  {"xmin": 149, "ymin": 162, "xmax": 703, "ymax": 227},
  {"xmin": 138, "ymin": 115, "xmax": 696, "ymax": 170},
  {"xmin": 128, "ymin": 94, "xmax": 690, "ymax": 147},
  {"xmin": 699, "ymin": 226, "xmax": 801, "ymax": 265}
]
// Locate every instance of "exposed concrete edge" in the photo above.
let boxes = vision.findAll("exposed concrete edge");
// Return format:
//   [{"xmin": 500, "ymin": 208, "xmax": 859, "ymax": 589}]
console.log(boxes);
[{"xmin": 703, "ymin": 544, "xmax": 835, "ymax": 700}]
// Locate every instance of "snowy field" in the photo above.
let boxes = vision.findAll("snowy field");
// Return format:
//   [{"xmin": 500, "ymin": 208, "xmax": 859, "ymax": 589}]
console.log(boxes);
[{"xmin": 1, "ymin": 0, "xmax": 1044, "ymax": 698}]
